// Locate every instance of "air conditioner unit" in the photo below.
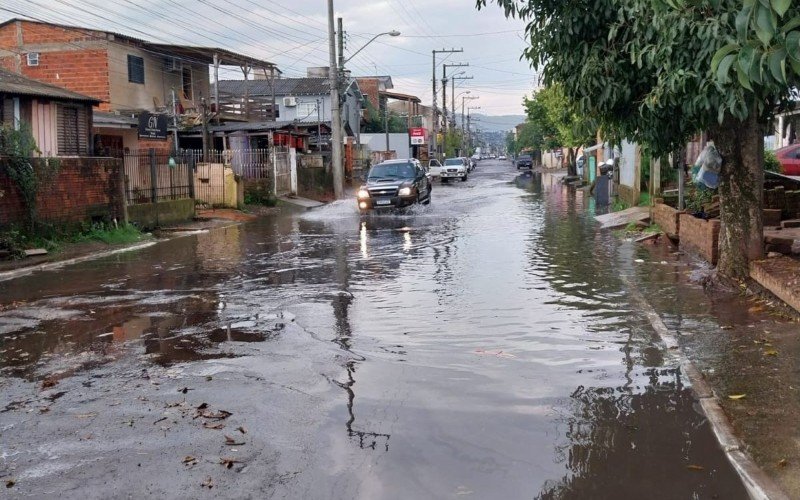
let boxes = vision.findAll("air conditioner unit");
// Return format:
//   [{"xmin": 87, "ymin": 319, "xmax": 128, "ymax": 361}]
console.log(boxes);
[
  {"xmin": 283, "ymin": 96, "xmax": 297, "ymax": 107},
  {"xmin": 164, "ymin": 57, "xmax": 181, "ymax": 72}
]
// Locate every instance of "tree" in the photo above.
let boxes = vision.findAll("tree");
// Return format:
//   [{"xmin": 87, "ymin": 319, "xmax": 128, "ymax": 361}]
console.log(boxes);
[
  {"xmin": 478, "ymin": 0, "xmax": 800, "ymax": 280},
  {"xmin": 506, "ymin": 131, "xmax": 517, "ymax": 156},
  {"xmin": 527, "ymin": 84, "xmax": 596, "ymax": 176}
]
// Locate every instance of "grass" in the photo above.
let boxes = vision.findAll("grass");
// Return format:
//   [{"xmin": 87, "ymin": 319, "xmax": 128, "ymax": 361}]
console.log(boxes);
[
  {"xmin": 1, "ymin": 222, "xmax": 146, "ymax": 259},
  {"xmin": 639, "ymin": 192, "xmax": 651, "ymax": 206}
]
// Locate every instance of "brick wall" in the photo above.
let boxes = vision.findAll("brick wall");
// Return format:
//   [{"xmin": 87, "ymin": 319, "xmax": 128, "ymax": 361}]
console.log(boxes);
[
  {"xmin": 652, "ymin": 203, "xmax": 682, "ymax": 238},
  {"xmin": 0, "ymin": 22, "xmax": 111, "ymax": 110},
  {"xmin": 0, "ymin": 157, "xmax": 124, "ymax": 228},
  {"xmin": 679, "ymin": 213, "xmax": 721, "ymax": 265},
  {"xmin": 357, "ymin": 78, "xmax": 380, "ymax": 111}
]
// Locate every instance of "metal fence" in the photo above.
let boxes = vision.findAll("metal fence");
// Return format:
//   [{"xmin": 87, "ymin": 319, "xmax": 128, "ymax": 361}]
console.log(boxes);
[{"xmin": 123, "ymin": 150, "xmax": 194, "ymax": 205}]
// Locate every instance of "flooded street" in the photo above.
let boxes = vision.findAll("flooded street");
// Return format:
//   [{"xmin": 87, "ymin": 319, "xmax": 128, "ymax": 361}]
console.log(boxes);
[{"xmin": 1, "ymin": 160, "xmax": 748, "ymax": 498}]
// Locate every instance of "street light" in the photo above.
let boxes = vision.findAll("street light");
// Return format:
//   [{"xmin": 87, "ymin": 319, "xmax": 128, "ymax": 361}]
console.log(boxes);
[
  {"xmin": 467, "ymin": 105, "xmax": 481, "ymax": 153},
  {"xmin": 462, "ymin": 96, "xmax": 479, "ymax": 154},
  {"xmin": 343, "ymin": 30, "xmax": 401, "ymax": 66}
]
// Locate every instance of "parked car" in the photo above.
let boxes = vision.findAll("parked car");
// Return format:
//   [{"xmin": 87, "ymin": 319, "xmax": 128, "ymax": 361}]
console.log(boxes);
[
  {"xmin": 516, "ymin": 154, "xmax": 533, "ymax": 170},
  {"xmin": 357, "ymin": 159, "xmax": 432, "ymax": 213},
  {"xmin": 441, "ymin": 157, "xmax": 469, "ymax": 182},
  {"xmin": 776, "ymin": 144, "xmax": 800, "ymax": 175},
  {"xmin": 498, "ymin": 155, "xmax": 507, "ymax": 160},
  {"xmin": 427, "ymin": 158, "xmax": 443, "ymax": 179}
]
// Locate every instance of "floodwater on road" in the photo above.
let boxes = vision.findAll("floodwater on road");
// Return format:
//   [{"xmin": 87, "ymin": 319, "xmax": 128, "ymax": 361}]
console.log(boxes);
[{"xmin": 0, "ymin": 161, "xmax": 747, "ymax": 498}]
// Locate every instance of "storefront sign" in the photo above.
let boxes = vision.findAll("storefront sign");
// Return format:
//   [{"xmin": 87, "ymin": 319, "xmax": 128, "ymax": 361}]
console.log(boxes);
[
  {"xmin": 409, "ymin": 127, "xmax": 427, "ymax": 145},
  {"xmin": 138, "ymin": 112, "xmax": 168, "ymax": 140}
]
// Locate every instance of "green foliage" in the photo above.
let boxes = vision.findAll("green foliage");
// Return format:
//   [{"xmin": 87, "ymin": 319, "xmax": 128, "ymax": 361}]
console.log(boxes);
[
  {"xmin": 0, "ymin": 124, "xmax": 60, "ymax": 231},
  {"xmin": 244, "ymin": 191, "xmax": 277, "ymax": 206},
  {"xmin": 612, "ymin": 197, "xmax": 630, "ymax": 212},
  {"xmin": 685, "ymin": 187, "xmax": 715, "ymax": 213},
  {"xmin": 0, "ymin": 222, "xmax": 144, "ymax": 259},
  {"xmin": 764, "ymin": 149, "xmax": 782, "ymax": 173},
  {"xmin": 443, "ymin": 130, "xmax": 464, "ymax": 157},
  {"xmin": 361, "ymin": 101, "xmax": 408, "ymax": 134},
  {"xmin": 477, "ymin": 0, "xmax": 798, "ymax": 156},
  {"xmin": 505, "ymin": 131, "xmax": 517, "ymax": 155}
]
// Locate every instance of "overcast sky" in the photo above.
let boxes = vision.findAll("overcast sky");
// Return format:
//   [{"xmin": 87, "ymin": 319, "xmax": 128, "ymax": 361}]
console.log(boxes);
[{"xmin": 1, "ymin": 0, "xmax": 534, "ymax": 116}]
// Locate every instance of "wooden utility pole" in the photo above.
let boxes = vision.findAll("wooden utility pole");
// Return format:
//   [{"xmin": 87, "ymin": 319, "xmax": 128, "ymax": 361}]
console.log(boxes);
[{"xmin": 432, "ymin": 49, "xmax": 462, "ymax": 161}]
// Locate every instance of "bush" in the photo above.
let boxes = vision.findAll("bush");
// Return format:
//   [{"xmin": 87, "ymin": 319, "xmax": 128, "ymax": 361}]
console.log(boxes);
[{"xmin": 764, "ymin": 150, "xmax": 782, "ymax": 174}]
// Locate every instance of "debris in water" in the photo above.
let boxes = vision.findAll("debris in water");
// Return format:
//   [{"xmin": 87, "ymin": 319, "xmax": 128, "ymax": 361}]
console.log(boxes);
[
  {"xmin": 686, "ymin": 465, "xmax": 705, "ymax": 471},
  {"xmin": 203, "ymin": 422, "xmax": 225, "ymax": 430},
  {"xmin": 41, "ymin": 377, "xmax": 58, "ymax": 389},
  {"xmin": 201, "ymin": 477, "xmax": 213, "ymax": 489},
  {"xmin": 778, "ymin": 459, "xmax": 788, "ymax": 467},
  {"xmin": 727, "ymin": 394, "xmax": 746, "ymax": 400},
  {"xmin": 224, "ymin": 435, "xmax": 245, "ymax": 446},
  {"xmin": 6, "ymin": 479, "xmax": 15, "ymax": 488},
  {"xmin": 220, "ymin": 457, "xmax": 241, "ymax": 469},
  {"xmin": 236, "ymin": 426, "xmax": 247, "ymax": 435},
  {"xmin": 183, "ymin": 456, "xmax": 198, "ymax": 466},
  {"xmin": 178, "ymin": 387, "xmax": 193, "ymax": 394}
]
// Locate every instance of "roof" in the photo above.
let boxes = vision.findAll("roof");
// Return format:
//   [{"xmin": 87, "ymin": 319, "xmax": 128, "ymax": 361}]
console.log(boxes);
[
  {"xmin": 382, "ymin": 91, "xmax": 421, "ymax": 103},
  {"xmin": 182, "ymin": 120, "xmax": 331, "ymax": 134},
  {"xmin": 215, "ymin": 78, "xmax": 332, "ymax": 97},
  {"xmin": 93, "ymin": 111, "xmax": 137, "ymax": 128},
  {"xmin": 0, "ymin": 68, "xmax": 100, "ymax": 103},
  {"xmin": 356, "ymin": 76, "xmax": 394, "ymax": 89},
  {"xmin": 0, "ymin": 18, "xmax": 279, "ymax": 72}
]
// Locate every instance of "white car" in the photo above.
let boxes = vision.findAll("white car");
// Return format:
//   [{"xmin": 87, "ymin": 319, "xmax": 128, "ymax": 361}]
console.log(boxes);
[
  {"xmin": 427, "ymin": 159, "xmax": 443, "ymax": 179},
  {"xmin": 498, "ymin": 155, "xmax": 507, "ymax": 160},
  {"xmin": 440, "ymin": 157, "xmax": 469, "ymax": 182}
]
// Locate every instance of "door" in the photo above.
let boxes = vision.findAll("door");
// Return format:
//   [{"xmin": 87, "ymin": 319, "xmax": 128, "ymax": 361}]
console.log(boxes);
[{"xmin": 428, "ymin": 159, "xmax": 442, "ymax": 176}]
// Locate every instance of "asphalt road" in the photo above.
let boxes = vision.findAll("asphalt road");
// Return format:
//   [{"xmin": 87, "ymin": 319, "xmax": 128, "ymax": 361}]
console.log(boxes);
[{"xmin": 0, "ymin": 159, "xmax": 747, "ymax": 499}]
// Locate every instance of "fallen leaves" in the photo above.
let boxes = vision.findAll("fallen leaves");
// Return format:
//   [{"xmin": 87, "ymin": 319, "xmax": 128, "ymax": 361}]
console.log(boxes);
[
  {"xmin": 203, "ymin": 422, "xmax": 225, "ymax": 430},
  {"xmin": 201, "ymin": 476, "xmax": 213, "ymax": 489},
  {"xmin": 178, "ymin": 387, "xmax": 193, "ymax": 394},
  {"xmin": 41, "ymin": 377, "xmax": 58, "ymax": 389},
  {"xmin": 778, "ymin": 459, "xmax": 788, "ymax": 468},
  {"xmin": 727, "ymin": 394, "xmax": 747, "ymax": 400},
  {"xmin": 182, "ymin": 456, "xmax": 198, "ymax": 466},
  {"xmin": 220, "ymin": 457, "xmax": 241, "ymax": 469},
  {"xmin": 236, "ymin": 426, "xmax": 247, "ymax": 435},
  {"xmin": 764, "ymin": 349, "xmax": 779, "ymax": 356},
  {"xmin": 6, "ymin": 479, "xmax": 15, "ymax": 488},
  {"xmin": 686, "ymin": 465, "xmax": 705, "ymax": 471},
  {"xmin": 196, "ymin": 409, "xmax": 232, "ymax": 420},
  {"xmin": 224, "ymin": 435, "xmax": 245, "ymax": 446}
]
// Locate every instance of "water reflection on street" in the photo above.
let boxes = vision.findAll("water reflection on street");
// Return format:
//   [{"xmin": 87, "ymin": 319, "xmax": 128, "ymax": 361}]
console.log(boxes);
[{"xmin": 0, "ymin": 161, "xmax": 746, "ymax": 498}]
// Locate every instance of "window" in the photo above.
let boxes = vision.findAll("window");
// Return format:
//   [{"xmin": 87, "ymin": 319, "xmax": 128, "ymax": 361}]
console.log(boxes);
[
  {"xmin": 181, "ymin": 66, "xmax": 192, "ymax": 100},
  {"xmin": 296, "ymin": 100, "xmax": 318, "ymax": 120},
  {"xmin": 127, "ymin": 55, "xmax": 145, "ymax": 84},
  {"xmin": 57, "ymin": 105, "xmax": 88, "ymax": 156},
  {"xmin": 26, "ymin": 52, "xmax": 39, "ymax": 66}
]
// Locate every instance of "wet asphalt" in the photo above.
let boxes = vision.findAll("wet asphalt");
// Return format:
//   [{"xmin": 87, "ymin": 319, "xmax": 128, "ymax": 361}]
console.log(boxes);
[{"xmin": 0, "ymin": 160, "xmax": 749, "ymax": 499}]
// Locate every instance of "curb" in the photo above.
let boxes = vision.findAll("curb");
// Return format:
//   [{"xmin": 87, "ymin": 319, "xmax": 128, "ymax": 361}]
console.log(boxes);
[
  {"xmin": 0, "ymin": 228, "xmax": 212, "ymax": 284},
  {"xmin": 622, "ymin": 275, "xmax": 789, "ymax": 500}
]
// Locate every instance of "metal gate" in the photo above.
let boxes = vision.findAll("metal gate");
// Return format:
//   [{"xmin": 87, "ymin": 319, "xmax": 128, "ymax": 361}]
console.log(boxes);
[{"xmin": 274, "ymin": 147, "xmax": 291, "ymax": 196}]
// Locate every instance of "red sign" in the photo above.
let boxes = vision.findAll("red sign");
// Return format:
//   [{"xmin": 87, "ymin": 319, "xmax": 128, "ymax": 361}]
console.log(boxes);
[{"xmin": 409, "ymin": 127, "xmax": 426, "ymax": 145}]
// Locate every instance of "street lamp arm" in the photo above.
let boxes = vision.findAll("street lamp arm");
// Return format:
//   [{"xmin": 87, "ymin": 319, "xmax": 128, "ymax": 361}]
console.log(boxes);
[{"xmin": 343, "ymin": 31, "xmax": 400, "ymax": 66}]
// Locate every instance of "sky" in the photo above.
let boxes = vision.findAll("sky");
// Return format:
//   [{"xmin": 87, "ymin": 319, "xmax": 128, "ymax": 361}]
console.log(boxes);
[{"xmin": 0, "ymin": 0, "xmax": 534, "ymax": 116}]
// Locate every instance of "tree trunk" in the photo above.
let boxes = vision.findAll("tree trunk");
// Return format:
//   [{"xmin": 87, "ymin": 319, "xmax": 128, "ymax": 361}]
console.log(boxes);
[
  {"xmin": 710, "ymin": 110, "xmax": 764, "ymax": 281},
  {"xmin": 566, "ymin": 147, "xmax": 577, "ymax": 176}
]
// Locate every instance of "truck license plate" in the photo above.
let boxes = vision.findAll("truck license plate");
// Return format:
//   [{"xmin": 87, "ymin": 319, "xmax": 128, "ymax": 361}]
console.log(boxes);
[{"xmin": 376, "ymin": 199, "xmax": 391, "ymax": 206}]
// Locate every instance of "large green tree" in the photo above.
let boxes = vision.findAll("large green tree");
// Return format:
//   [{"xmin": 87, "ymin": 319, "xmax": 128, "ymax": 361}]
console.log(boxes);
[{"xmin": 478, "ymin": 0, "xmax": 800, "ymax": 280}]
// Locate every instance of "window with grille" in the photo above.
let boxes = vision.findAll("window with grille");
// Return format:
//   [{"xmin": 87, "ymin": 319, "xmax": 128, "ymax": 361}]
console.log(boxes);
[
  {"xmin": 127, "ymin": 55, "xmax": 145, "ymax": 84},
  {"xmin": 296, "ymin": 101, "xmax": 317, "ymax": 120}
]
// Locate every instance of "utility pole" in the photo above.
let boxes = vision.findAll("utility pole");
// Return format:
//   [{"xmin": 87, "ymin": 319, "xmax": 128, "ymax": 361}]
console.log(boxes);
[
  {"xmin": 442, "ymin": 63, "xmax": 468, "ymax": 134},
  {"xmin": 171, "ymin": 88, "xmax": 179, "ymax": 153},
  {"xmin": 328, "ymin": 0, "xmax": 344, "ymax": 199},
  {"xmin": 432, "ymin": 49, "xmax": 462, "ymax": 161},
  {"xmin": 452, "ymin": 75, "xmax": 473, "ymax": 129}
]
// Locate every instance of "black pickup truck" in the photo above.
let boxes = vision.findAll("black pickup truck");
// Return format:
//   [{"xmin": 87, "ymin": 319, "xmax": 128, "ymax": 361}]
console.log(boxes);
[
  {"xmin": 516, "ymin": 154, "xmax": 533, "ymax": 170},
  {"xmin": 357, "ymin": 159, "xmax": 432, "ymax": 213}
]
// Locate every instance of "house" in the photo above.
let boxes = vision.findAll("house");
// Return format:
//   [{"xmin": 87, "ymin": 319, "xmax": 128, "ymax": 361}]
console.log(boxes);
[
  {"xmin": 214, "ymin": 72, "xmax": 363, "ymax": 139},
  {"xmin": 0, "ymin": 67, "xmax": 99, "ymax": 156},
  {"xmin": 0, "ymin": 18, "xmax": 278, "ymax": 155}
]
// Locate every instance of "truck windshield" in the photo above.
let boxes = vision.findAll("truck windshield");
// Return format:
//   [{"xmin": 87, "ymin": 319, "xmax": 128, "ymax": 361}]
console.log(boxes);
[
  {"xmin": 444, "ymin": 159, "xmax": 463, "ymax": 166},
  {"xmin": 369, "ymin": 163, "xmax": 415, "ymax": 179}
]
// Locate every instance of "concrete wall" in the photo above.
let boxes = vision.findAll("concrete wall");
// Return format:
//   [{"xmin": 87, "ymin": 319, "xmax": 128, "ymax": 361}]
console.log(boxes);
[
  {"xmin": 679, "ymin": 214, "xmax": 721, "ymax": 265},
  {"xmin": 127, "ymin": 198, "xmax": 194, "ymax": 229},
  {"xmin": 0, "ymin": 157, "xmax": 124, "ymax": 228},
  {"xmin": 107, "ymin": 42, "xmax": 209, "ymax": 113},
  {"xmin": 359, "ymin": 133, "xmax": 411, "ymax": 157}
]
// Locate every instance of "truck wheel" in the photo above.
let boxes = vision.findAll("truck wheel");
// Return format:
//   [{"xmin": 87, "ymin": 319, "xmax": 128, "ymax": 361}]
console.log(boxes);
[{"xmin": 461, "ymin": 174, "xmax": 468, "ymax": 182}]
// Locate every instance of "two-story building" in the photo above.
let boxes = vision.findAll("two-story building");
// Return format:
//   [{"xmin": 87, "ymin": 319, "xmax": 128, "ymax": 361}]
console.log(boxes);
[{"xmin": 0, "ymin": 18, "xmax": 277, "ymax": 155}]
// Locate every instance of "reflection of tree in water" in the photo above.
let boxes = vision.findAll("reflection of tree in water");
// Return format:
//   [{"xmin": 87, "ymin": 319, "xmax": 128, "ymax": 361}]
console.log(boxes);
[{"xmin": 536, "ymin": 369, "xmax": 747, "ymax": 500}]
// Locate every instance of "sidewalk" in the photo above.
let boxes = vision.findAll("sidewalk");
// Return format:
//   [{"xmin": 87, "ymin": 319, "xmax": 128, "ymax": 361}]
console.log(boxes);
[{"xmin": 632, "ymin": 236, "xmax": 800, "ymax": 497}]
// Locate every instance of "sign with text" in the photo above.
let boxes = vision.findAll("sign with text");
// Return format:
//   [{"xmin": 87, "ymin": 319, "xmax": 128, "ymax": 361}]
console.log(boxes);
[
  {"xmin": 409, "ymin": 127, "xmax": 427, "ymax": 145},
  {"xmin": 138, "ymin": 112, "xmax": 168, "ymax": 140}
]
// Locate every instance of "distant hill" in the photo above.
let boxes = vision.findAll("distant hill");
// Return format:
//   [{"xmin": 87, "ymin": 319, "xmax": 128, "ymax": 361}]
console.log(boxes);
[{"xmin": 455, "ymin": 113, "xmax": 526, "ymax": 133}]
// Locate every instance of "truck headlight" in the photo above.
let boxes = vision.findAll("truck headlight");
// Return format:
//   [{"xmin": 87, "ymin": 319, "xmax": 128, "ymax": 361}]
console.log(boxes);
[
  {"xmin": 398, "ymin": 187, "xmax": 412, "ymax": 196},
  {"xmin": 357, "ymin": 189, "xmax": 370, "ymax": 199}
]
